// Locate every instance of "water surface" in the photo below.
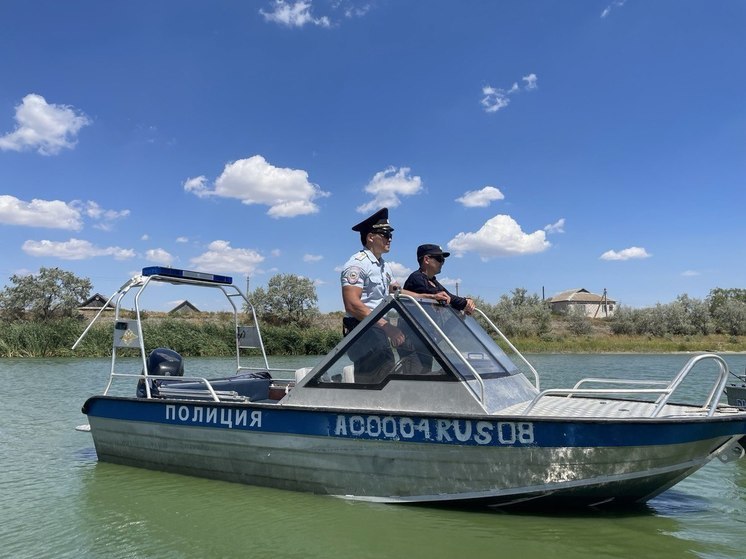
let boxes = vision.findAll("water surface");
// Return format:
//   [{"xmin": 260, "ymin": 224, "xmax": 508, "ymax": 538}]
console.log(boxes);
[{"xmin": 2, "ymin": 354, "xmax": 746, "ymax": 558}]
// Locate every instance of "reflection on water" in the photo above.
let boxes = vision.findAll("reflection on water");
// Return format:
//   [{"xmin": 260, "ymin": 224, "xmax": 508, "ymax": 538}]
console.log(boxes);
[
  {"xmin": 76, "ymin": 462, "xmax": 706, "ymax": 559},
  {"xmin": 2, "ymin": 355, "xmax": 746, "ymax": 558}
]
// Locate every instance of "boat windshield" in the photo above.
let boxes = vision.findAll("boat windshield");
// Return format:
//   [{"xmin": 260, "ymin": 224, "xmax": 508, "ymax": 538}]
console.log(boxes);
[
  {"xmin": 401, "ymin": 298, "xmax": 519, "ymax": 380},
  {"xmin": 308, "ymin": 296, "xmax": 519, "ymax": 389}
]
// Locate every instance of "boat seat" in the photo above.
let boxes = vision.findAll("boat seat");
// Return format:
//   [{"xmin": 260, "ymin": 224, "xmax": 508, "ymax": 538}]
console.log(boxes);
[{"xmin": 318, "ymin": 364, "xmax": 355, "ymax": 383}]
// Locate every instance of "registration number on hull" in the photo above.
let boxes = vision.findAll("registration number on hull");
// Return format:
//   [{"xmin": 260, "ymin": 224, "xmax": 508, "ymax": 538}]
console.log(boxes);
[{"xmin": 334, "ymin": 415, "xmax": 534, "ymax": 446}]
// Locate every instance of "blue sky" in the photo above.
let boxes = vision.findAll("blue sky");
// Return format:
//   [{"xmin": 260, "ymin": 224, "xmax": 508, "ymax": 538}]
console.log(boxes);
[{"xmin": 0, "ymin": 1, "xmax": 744, "ymax": 313}]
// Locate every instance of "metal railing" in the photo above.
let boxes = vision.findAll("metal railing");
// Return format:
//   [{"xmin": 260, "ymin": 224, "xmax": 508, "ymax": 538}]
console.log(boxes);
[
  {"xmin": 72, "ymin": 270, "xmax": 293, "ymax": 399},
  {"xmin": 522, "ymin": 353, "xmax": 731, "ymax": 417},
  {"xmin": 472, "ymin": 308, "xmax": 541, "ymax": 390}
]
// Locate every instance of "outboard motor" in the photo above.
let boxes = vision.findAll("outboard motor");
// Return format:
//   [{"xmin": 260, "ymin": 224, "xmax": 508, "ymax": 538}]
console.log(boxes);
[
  {"xmin": 147, "ymin": 347, "xmax": 184, "ymax": 377},
  {"xmin": 136, "ymin": 348, "xmax": 184, "ymax": 397}
]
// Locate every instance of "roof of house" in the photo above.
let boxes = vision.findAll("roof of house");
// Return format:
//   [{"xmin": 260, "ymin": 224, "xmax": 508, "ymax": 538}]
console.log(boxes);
[
  {"xmin": 78, "ymin": 293, "xmax": 115, "ymax": 309},
  {"xmin": 546, "ymin": 288, "xmax": 616, "ymax": 304},
  {"xmin": 169, "ymin": 300, "xmax": 201, "ymax": 314}
]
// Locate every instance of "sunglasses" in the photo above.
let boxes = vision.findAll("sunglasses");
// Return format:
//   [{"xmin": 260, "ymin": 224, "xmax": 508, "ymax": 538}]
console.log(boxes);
[
  {"xmin": 428, "ymin": 254, "xmax": 445, "ymax": 263},
  {"xmin": 374, "ymin": 231, "xmax": 393, "ymax": 240}
]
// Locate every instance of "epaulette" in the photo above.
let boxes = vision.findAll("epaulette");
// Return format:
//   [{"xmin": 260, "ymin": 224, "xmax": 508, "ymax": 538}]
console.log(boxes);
[{"xmin": 354, "ymin": 251, "xmax": 366, "ymax": 261}]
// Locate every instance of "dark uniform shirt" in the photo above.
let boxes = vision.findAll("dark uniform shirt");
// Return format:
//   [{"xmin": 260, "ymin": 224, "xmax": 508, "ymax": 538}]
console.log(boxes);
[{"xmin": 403, "ymin": 270, "xmax": 468, "ymax": 311}]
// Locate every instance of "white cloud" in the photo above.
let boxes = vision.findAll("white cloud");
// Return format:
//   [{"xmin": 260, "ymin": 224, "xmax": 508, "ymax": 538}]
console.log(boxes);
[
  {"xmin": 437, "ymin": 276, "xmax": 461, "ymax": 288},
  {"xmin": 357, "ymin": 166, "xmax": 423, "ymax": 213},
  {"xmin": 22, "ymin": 238, "xmax": 135, "ymax": 260},
  {"xmin": 183, "ymin": 176, "xmax": 209, "ymax": 197},
  {"xmin": 176, "ymin": 236, "xmax": 189, "ymax": 243},
  {"xmin": 480, "ymin": 86, "xmax": 512, "ymax": 113},
  {"xmin": 141, "ymin": 234, "xmax": 150, "ymax": 241},
  {"xmin": 601, "ymin": 0, "xmax": 627, "ymax": 18},
  {"xmin": 600, "ymin": 246, "xmax": 651, "ymax": 261},
  {"xmin": 447, "ymin": 214, "xmax": 551, "ymax": 259},
  {"xmin": 523, "ymin": 73, "xmax": 538, "ymax": 90},
  {"xmin": 682, "ymin": 270, "xmax": 701, "ymax": 277},
  {"xmin": 76, "ymin": 200, "xmax": 130, "ymax": 231},
  {"xmin": 260, "ymin": 1, "xmax": 330, "ymax": 28},
  {"xmin": 340, "ymin": 1, "xmax": 370, "ymax": 18},
  {"xmin": 0, "ymin": 93, "xmax": 90, "ymax": 155},
  {"xmin": 185, "ymin": 155, "xmax": 329, "ymax": 218},
  {"xmin": 481, "ymin": 74, "xmax": 538, "ymax": 113},
  {"xmin": 456, "ymin": 186, "xmax": 505, "ymax": 208},
  {"xmin": 544, "ymin": 218, "xmax": 565, "ymax": 234},
  {"xmin": 303, "ymin": 253, "xmax": 323, "ymax": 262},
  {"xmin": 190, "ymin": 240, "xmax": 264, "ymax": 275},
  {"xmin": 387, "ymin": 261, "xmax": 412, "ymax": 285},
  {"xmin": 271, "ymin": 249, "xmax": 282, "ymax": 257},
  {"xmin": 145, "ymin": 248, "xmax": 175, "ymax": 266},
  {"xmin": 0, "ymin": 195, "xmax": 129, "ymax": 231},
  {"xmin": 0, "ymin": 195, "xmax": 82, "ymax": 229}
]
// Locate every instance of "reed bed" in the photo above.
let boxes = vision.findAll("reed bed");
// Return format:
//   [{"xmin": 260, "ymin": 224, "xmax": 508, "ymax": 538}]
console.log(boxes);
[{"xmin": 0, "ymin": 317, "xmax": 743, "ymax": 358}]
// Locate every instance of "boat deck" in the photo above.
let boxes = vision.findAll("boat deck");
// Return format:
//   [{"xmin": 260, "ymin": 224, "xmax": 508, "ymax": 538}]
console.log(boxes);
[{"xmin": 497, "ymin": 395, "xmax": 734, "ymax": 419}]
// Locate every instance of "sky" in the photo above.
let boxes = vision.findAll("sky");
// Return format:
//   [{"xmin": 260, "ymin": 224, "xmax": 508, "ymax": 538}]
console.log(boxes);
[{"xmin": 0, "ymin": 0, "xmax": 744, "ymax": 313}]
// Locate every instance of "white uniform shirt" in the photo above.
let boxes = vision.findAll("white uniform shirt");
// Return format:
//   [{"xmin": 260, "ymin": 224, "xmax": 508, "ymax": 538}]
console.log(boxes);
[{"xmin": 340, "ymin": 249, "xmax": 394, "ymax": 316}]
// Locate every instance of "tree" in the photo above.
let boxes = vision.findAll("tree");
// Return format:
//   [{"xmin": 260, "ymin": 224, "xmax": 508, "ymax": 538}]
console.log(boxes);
[
  {"xmin": 480, "ymin": 288, "xmax": 550, "ymax": 337},
  {"xmin": 0, "ymin": 267, "xmax": 92, "ymax": 321},
  {"xmin": 712, "ymin": 301, "xmax": 746, "ymax": 336},
  {"xmin": 566, "ymin": 306, "xmax": 592, "ymax": 336},
  {"xmin": 248, "ymin": 273, "xmax": 319, "ymax": 327},
  {"xmin": 707, "ymin": 288, "xmax": 746, "ymax": 314}
]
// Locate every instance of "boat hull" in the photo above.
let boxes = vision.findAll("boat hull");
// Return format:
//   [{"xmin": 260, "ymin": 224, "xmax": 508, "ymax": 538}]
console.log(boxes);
[
  {"xmin": 726, "ymin": 383, "xmax": 746, "ymax": 446},
  {"xmin": 83, "ymin": 396, "xmax": 745, "ymax": 507}
]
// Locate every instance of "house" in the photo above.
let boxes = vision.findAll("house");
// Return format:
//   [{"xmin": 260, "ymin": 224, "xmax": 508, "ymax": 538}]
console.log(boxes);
[
  {"xmin": 169, "ymin": 300, "xmax": 201, "ymax": 315},
  {"xmin": 545, "ymin": 288, "xmax": 616, "ymax": 318},
  {"xmin": 78, "ymin": 293, "xmax": 115, "ymax": 312}
]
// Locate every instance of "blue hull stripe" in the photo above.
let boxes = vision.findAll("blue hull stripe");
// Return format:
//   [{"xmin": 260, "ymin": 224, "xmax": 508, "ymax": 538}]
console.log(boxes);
[{"xmin": 83, "ymin": 396, "xmax": 746, "ymax": 449}]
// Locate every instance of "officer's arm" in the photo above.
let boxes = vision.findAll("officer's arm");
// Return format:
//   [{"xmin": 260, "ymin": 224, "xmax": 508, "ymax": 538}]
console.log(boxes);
[
  {"xmin": 342, "ymin": 285, "xmax": 369, "ymax": 321},
  {"xmin": 342, "ymin": 285, "xmax": 404, "ymax": 345}
]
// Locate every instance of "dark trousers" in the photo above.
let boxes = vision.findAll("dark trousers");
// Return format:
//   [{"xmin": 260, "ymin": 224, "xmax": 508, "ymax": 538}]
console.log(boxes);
[{"xmin": 342, "ymin": 317, "xmax": 394, "ymax": 384}]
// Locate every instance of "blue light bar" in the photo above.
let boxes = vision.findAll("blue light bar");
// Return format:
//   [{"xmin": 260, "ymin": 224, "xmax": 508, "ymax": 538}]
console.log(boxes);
[{"xmin": 142, "ymin": 266, "xmax": 233, "ymax": 285}]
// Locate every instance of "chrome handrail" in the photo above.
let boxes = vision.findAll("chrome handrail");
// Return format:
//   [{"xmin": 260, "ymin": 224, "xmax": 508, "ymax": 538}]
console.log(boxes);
[
  {"xmin": 651, "ymin": 353, "xmax": 730, "ymax": 418},
  {"xmin": 522, "ymin": 353, "xmax": 731, "ymax": 417},
  {"xmin": 571, "ymin": 378, "xmax": 669, "ymax": 391},
  {"xmin": 472, "ymin": 308, "xmax": 541, "ymax": 390},
  {"xmin": 116, "ymin": 372, "xmax": 223, "ymax": 401},
  {"xmin": 73, "ymin": 270, "xmax": 277, "ymax": 399}
]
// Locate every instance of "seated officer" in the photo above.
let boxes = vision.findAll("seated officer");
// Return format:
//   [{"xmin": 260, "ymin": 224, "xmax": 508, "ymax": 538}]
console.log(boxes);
[
  {"xmin": 401, "ymin": 244, "xmax": 476, "ymax": 374},
  {"xmin": 404, "ymin": 244, "xmax": 476, "ymax": 314}
]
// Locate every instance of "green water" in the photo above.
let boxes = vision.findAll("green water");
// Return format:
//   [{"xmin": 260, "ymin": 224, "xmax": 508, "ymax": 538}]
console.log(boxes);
[{"xmin": 2, "ymin": 354, "xmax": 746, "ymax": 559}]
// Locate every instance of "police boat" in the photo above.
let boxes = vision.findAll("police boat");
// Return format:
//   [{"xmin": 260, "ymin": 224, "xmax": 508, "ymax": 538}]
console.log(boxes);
[{"xmin": 76, "ymin": 266, "xmax": 746, "ymax": 508}]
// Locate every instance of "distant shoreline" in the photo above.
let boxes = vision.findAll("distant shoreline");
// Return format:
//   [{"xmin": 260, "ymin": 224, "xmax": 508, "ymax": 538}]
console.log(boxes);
[{"xmin": 1, "ymin": 314, "xmax": 744, "ymax": 358}]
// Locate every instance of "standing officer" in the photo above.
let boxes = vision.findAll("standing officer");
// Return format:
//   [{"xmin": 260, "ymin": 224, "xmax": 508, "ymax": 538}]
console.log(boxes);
[{"xmin": 340, "ymin": 207, "xmax": 405, "ymax": 382}]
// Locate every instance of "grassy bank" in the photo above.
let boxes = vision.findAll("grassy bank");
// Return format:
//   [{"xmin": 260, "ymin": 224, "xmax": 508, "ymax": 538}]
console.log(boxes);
[
  {"xmin": 0, "ymin": 317, "xmax": 344, "ymax": 358},
  {"xmin": 0, "ymin": 315, "xmax": 744, "ymax": 358},
  {"xmin": 507, "ymin": 334, "xmax": 746, "ymax": 353}
]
